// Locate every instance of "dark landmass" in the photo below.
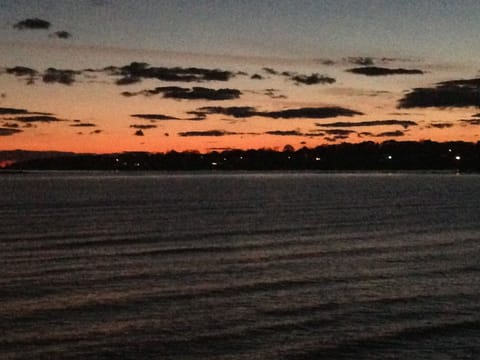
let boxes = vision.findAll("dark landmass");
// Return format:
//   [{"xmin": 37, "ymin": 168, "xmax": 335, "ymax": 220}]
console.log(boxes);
[
  {"xmin": 0, "ymin": 150, "xmax": 77, "ymax": 167},
  {"xmin": 3, "ymin": 141, "xmax": 480, "ymax": 172}
]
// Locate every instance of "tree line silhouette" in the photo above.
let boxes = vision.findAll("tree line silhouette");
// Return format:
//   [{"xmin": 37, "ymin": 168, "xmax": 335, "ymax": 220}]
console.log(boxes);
[{"xmin": 5, "ymin": 140, "xmax": 480, "ymax": 172}]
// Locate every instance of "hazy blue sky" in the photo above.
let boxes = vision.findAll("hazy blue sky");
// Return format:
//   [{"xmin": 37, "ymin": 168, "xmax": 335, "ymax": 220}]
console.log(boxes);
[{"xmin": 2, "ymin": 0, "xmax": 480, "ymax": 62}]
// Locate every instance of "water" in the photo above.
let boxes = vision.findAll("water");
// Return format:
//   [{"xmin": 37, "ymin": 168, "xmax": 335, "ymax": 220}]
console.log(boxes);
[{"xmin": 1, "ymin": 172, "xmax": 479, "ymax": 359}]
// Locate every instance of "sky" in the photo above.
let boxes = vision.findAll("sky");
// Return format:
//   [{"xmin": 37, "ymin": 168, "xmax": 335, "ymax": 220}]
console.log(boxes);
[{"xmin": 1, "ymin": 0, "xmax": 480, "ymax": 153}]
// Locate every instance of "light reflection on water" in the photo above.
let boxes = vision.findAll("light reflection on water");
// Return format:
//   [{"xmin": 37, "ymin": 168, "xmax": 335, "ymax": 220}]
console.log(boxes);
[{"xmin": 1, "ymin": 172, "xmax": 480, "ymax": 359}]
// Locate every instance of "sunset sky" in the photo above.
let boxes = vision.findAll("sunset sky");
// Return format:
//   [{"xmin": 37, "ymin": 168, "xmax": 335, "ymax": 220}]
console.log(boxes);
[{"xmin": 1, "ymin": 0, "xmax": 480, "ymax": 153}]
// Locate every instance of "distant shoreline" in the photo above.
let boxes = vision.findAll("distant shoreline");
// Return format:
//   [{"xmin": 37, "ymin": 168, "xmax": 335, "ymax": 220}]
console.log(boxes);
[
  {"xmin": 0, "ymin": 169, "xmax": 467, "ymax": 174},
  {"xmin": 2, "ymin": 140, "xmax": 479, "ymax": 172}
]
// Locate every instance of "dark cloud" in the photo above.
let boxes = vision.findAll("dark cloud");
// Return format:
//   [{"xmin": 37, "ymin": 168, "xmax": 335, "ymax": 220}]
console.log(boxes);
[
  {"xmin": 0, "ymin": 128, "xmax": 22, "ymax": 136},
  {"xmin": 325, "ymin": 135, "xmax": 350, "ymax": 142},
  {"xmin": 375, "ymin": 130, "xmax": 405, "ymax": 137},
  {"xmin": 428, "ymin": 122, "xmax": 454, "ymax": 129},
  {"xmin": 121, "ymin": 91, "xmax": 139, "ymax": 97},
  {"xmin": 347, "ymin": 66, "xmax": 424, "ymax": 76},
  {"xmin": 313, "ymin": 129, "xmax": 355, "ymax": 142},
  {"xmin": 184, "ymin": 112, "xmax": 208, "ymax": 121},
  {"xmin": 0, "ymin": 107, "xmax": 30, "ymax": 115},
  {"xmin": 191, "ymin": 106, "xmax": 257, "ymax": 118},
  {"xmin": 305, "ymin": 131, "xmax": 325, "ymax": 137},
  {"xmin": 318, "ymin": 56, "xmax": 410, "ymax": 67},
  {"xmin": 261, "ymin": 107, "xmax": 362, "ymax": 119},
  {"xmin": 346, "ymin": 57, "xmax": 375, "ymax": 66},
  {"xmin": 43, "ymin": 68, "xmax": 79, "ymax": 85},
  {"xmin": 5, "ymin": 66, "xmax": 38, "ymax": 77},
  {"xmin": 460, "ymin": 119, "xmax": 480, "ymax": 125},
  {"xmin": 262, "ymin": 67, "xmax": 279, "ymax": 75},
  {"xmin": 291, "ymin": 73, "xmax": 335, "ymax": 85},
  {"xmin": 90, "ymin": 129, "xmax": 102, "ymax": 134},
  {"xmin": 358, "ymin": 129, "xmax": 407, "ymax": 137},
  {"xmin": 134, "ymin": 129, "xmax": 144, "ymax": 136},
  {"xmin": 3, "ymin": 66, "xmax": 82, "ymax": 85},
  {"xmin": 323, "ymin": 129, "xmax": 356, "ymax": 136},
  {"xmin": 320, "ymin": 59, "xmax": 335, "ymax": 66},
  {"xmin": 2, "ymin": 122, "xmax": 20, "ymax": 128},
  {"xmin": 328, "ymin": 88, "xmax": 391, "ymax": 97},
  {"xmin": 52, "ymin": 31, "xmax": 72, "ymax": 39},
  {"xmin": 130, "ymin": 114, "xmax": 180, "ymax": 121},
  {"xmin": 110, "ymin": 62, "xmax": 235, "ymax": 83},
  {"xmin": 389, "ymin": 112, "xmax": 419, "ymax": 116},
  {"xmin": 123, "ymin": 86, "xmax": 241, "ymax": 100},
  {"xmin": 317, "ymin": 119, "xmax": 417, "ymax": 128},
  {"xmin": 472, "ymin": 113, "xmax": 480, "ymax": 118},
  {"xmin": 247, "ymin": 88, "xmax": 286, "ymax": 99},
  {"xmin": 399, "ymin": 78, "xmax": 480, "ymax": 108},
  {"xmin": 70, "ymin": 122, "xmax": 97, "ymax": 127},
  {"xmin": 13, "ymin": 115, "xmax": 63, "ymax": 123},
  {"xmin": 260, "ymin": 67, "xmax": 335, "ymax": 85},
  {"xmin": 192, "ymin": 106, "xmax": 362, "ymax": 120},
  {"xmin": 265, "ymin": 130, "xmax": 303, "ymax": 136},
  {"xmin": 13, "ymin": 18, "xmax": 51, "ymax": 30},
  {"xmin": 251, "ymin": 74, "xmax": 263, "ymax": 80},
  {"xmin": 379, "ymin": 57, "xmax": 412, "ymax": 63},
  {"xmin": 4, "ymin": 66, "xmax": 38, "ymax": 84},
  {"xmin": 130, "ymin": 124, "xmax": 157, "ymax": 129},
  {"xmin": 0, "ymin": 107, "xmax": 52, "ymax": 117},
  {"xmin": 262, "ymin": 88, "xmax": 287, "ymax": 99},
  {"xmin": 178, "ymin": 130, "xmax": 237, "ymax": 137},
  {"xmin": 358, "ymin": 131, "xmax": 374, "ymax": 137}
]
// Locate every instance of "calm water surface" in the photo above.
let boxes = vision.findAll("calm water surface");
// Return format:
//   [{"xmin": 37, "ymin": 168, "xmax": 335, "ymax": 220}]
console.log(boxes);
[{"xmin": 1, "ymin": 172, "xmax": 479, "ymax": 359}]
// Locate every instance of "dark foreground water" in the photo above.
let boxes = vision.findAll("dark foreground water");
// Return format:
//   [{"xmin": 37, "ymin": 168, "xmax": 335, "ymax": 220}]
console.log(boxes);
[{"xmin": 1, "ymin": 172, "xmax": 480, "ymax": 359}]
